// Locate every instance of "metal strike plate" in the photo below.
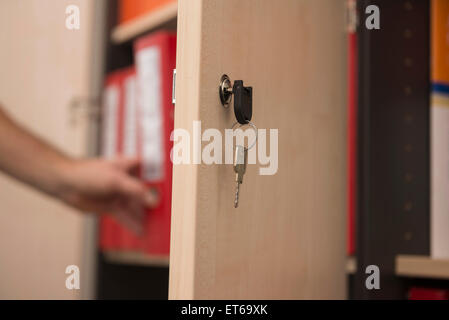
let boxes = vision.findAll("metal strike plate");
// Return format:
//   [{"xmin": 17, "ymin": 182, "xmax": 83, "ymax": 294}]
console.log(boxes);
[{"xmin": 172, "ymin": 69, "xmax": 176, "ymax": 105}]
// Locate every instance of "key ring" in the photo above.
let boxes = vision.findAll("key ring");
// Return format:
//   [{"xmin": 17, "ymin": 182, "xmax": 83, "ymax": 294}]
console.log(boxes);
[{"xmin": 231, "ymin": 121, "xmax": 258, "ymax": 151}]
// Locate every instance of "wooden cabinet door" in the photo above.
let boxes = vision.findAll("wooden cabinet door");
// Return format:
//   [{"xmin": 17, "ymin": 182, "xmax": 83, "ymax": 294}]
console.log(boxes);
[{"xmin": 170, "ymin": 0, "xmax": 347, "ymax": 299}]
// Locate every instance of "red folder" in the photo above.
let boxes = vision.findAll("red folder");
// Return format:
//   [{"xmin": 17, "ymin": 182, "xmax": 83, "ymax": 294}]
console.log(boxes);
[
  {"xmin": 115, "ymin": 67, "xmax": 143, "ymax": 252},
  {"xmin": 409, "ymin": 287, "xmax": 449, "ymax": 300},
  {"xmin": 99, "ymin": 32, "xmax": 176, "ymax": 257},
  {"xmin": 347, "ymin": 0, "xmax": 357, "ymax": 256},
  {"xmin": 134, "ymin": 31, "xmax": 176, "ymax": 256},
  {"xmin": 99, "ymin": 71, "xmax": 125, "ymax": 250},
  {"xmin": 100, "ymin": 67, "xmax": 144, "ymax": 251}
]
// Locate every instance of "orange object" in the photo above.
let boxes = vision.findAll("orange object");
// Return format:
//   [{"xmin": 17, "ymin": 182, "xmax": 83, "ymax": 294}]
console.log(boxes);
[
  {"xmin": 432, "ymin": 0, "xmax": 449, "ymax": 84},
  {"xmin": 118, "ymin": 0, "xmax": 176, "ymax": 24}
]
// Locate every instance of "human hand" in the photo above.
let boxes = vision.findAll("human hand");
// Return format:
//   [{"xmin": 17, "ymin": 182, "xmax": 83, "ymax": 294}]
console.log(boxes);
[{"xmin": 57, "ymin": 157, "xmax": 158, "ymax": 235}]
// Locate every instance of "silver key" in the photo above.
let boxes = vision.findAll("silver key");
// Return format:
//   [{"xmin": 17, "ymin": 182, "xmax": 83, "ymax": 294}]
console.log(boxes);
[{"xmin": 234, "ymin": 145, "xmax": 248, "ymax": 208}]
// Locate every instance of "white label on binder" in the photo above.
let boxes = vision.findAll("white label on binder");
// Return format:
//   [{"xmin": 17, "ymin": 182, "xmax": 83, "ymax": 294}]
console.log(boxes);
[
  {"xmin": 136, "ymin": 46, "xmax": 164, "ymax": 181},
  {"xmin": 123, "ymin": 76, "xmax": 138, "ymax": 157},
  {"xmin": 102, "ymin": 86, "xmax": 119, "ymax": 159}
]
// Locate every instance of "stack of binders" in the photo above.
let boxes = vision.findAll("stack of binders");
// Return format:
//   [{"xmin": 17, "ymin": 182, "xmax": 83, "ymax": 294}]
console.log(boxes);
[{"xmin": 99, "ymin": 31, "xmax": 177, "ymax": 257}]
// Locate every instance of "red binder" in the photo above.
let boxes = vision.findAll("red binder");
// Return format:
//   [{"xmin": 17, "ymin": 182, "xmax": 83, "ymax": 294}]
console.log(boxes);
[
  {"xmin": 409, "ymin": 287, "xmax": 449, "ymax": 300},
  {"xmin": 99, "ymin": 70, "xmax": 126, "ymax": 250},
  {"xmin": 99, "ymin": 32, "xmax": 176, "ymax": 256},
  {"xmin": 99, "ymin": 67, "xmax": 144, "ymax": 252},
  {"xmin": 347, "ymin": 0, "xmax": 357, "ymax": 256},
  {"xmin": 134, "ymin": 31, "xmax": 176, "ymax": 256},
  {"xmin": 115, "ymin": 67, "xmax": 143, "ymax": 252}
]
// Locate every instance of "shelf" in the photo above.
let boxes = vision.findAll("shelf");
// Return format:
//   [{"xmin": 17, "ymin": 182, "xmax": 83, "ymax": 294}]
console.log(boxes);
[
  {"xmin": 346, "ymin": 256, "xmax": 357, "ymax": 274},
  {"xmin": 396, "ymin": 255, "xmax": 449, "ymax": 280},
  {"xmin": 111, "ymin": 1, "xmax": 178, "ymax": 44},
  {"xmin": 103, "ymin": 251, "xmax": 169, "ymax": 267}
]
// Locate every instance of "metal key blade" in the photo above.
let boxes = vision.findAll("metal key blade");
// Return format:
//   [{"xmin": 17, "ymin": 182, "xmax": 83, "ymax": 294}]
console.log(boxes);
[
  {"xmin": 234, "ymin": 145, "xmax": 247, "ymax": 208},
  {"xmin": 234, "ymin": 183, "xmax": 240, "ymax": 208}
]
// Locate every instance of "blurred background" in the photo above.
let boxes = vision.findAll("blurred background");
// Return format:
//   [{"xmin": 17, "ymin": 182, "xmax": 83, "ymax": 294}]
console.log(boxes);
[
  {"xmin": 0, "ymin": 0, "xmax": 175, "ymax": 300},
  {"xmin": 0, "ymin": 0, "xmax": 99, "ymax": 299},
  {"xmin": 0, "ymin": 0, "xmax": 449, "ymax": 300}
]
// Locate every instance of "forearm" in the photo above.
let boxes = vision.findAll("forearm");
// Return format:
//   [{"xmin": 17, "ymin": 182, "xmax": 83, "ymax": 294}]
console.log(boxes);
[
  {"xmin": 0, "ymin": 106, "xmax": 73, "ymax": 197},
  {"xmin": 0, "ymin": 105, "xmax": 157, "ymax": 224}
]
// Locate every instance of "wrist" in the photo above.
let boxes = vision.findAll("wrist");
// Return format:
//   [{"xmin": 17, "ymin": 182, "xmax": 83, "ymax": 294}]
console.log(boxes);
[{"xmin": 51, "ymin": 157, "xmax": 79, "ymax": 200}]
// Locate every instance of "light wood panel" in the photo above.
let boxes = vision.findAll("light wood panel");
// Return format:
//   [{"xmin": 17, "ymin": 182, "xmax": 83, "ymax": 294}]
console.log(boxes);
[
  {"xmin": 0, "ymin": 0, "xmax": 101, "ymax": 299},
  {"xmin": 170, "ymin": 0, "xmax": 347, "ymax": 299},
  {"xmin": 80, "ymin": 0, "xmax": 107, "ymax": 300},
  {"xmin": 396, "ymin": 255, "xmax": 449, "ymax": 280},
  {"xmin": 169, "ymin": 0, "xmax": 201, "ymax": 300}
]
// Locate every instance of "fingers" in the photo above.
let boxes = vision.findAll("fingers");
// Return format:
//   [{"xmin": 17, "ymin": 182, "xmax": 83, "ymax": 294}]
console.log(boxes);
[
  {"xmin": 70, "ymin": 157, "xmax": 160, "ymax": 235},
  {"xmin": 109, "ymin": 157, "xmax": 159, "ymax": 207},
  {"xmin": 104, "ymin": 157, "xmax": 160, "ymax": 235},
  {"xmin": 144, "ymin": 188, "xmax": 159, "ymax": 208},
  {"xmin": 110, "ymin": 156, "xmax": 160, "ymax": 207},
  {"xmin": 114, "ymin": 174, "xmax": 159, "ymax": 208},
  {"xmin": 112, "ymin": 204, "xmax": 145, "ymax": 236},
  {"xmin": 60, "ymin": 157, "xmax": 161, "ymax": 237},
  {"xmin": 111, "ymin": 157, "xmax": 141, "ymax": 175},
  {"xmin": 109, "ymin": 176, "xmax": 159, "ymax": 235},
  {"xmin": 80, "ymin": 194, "xmax": 146, "ymax": 236}
]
